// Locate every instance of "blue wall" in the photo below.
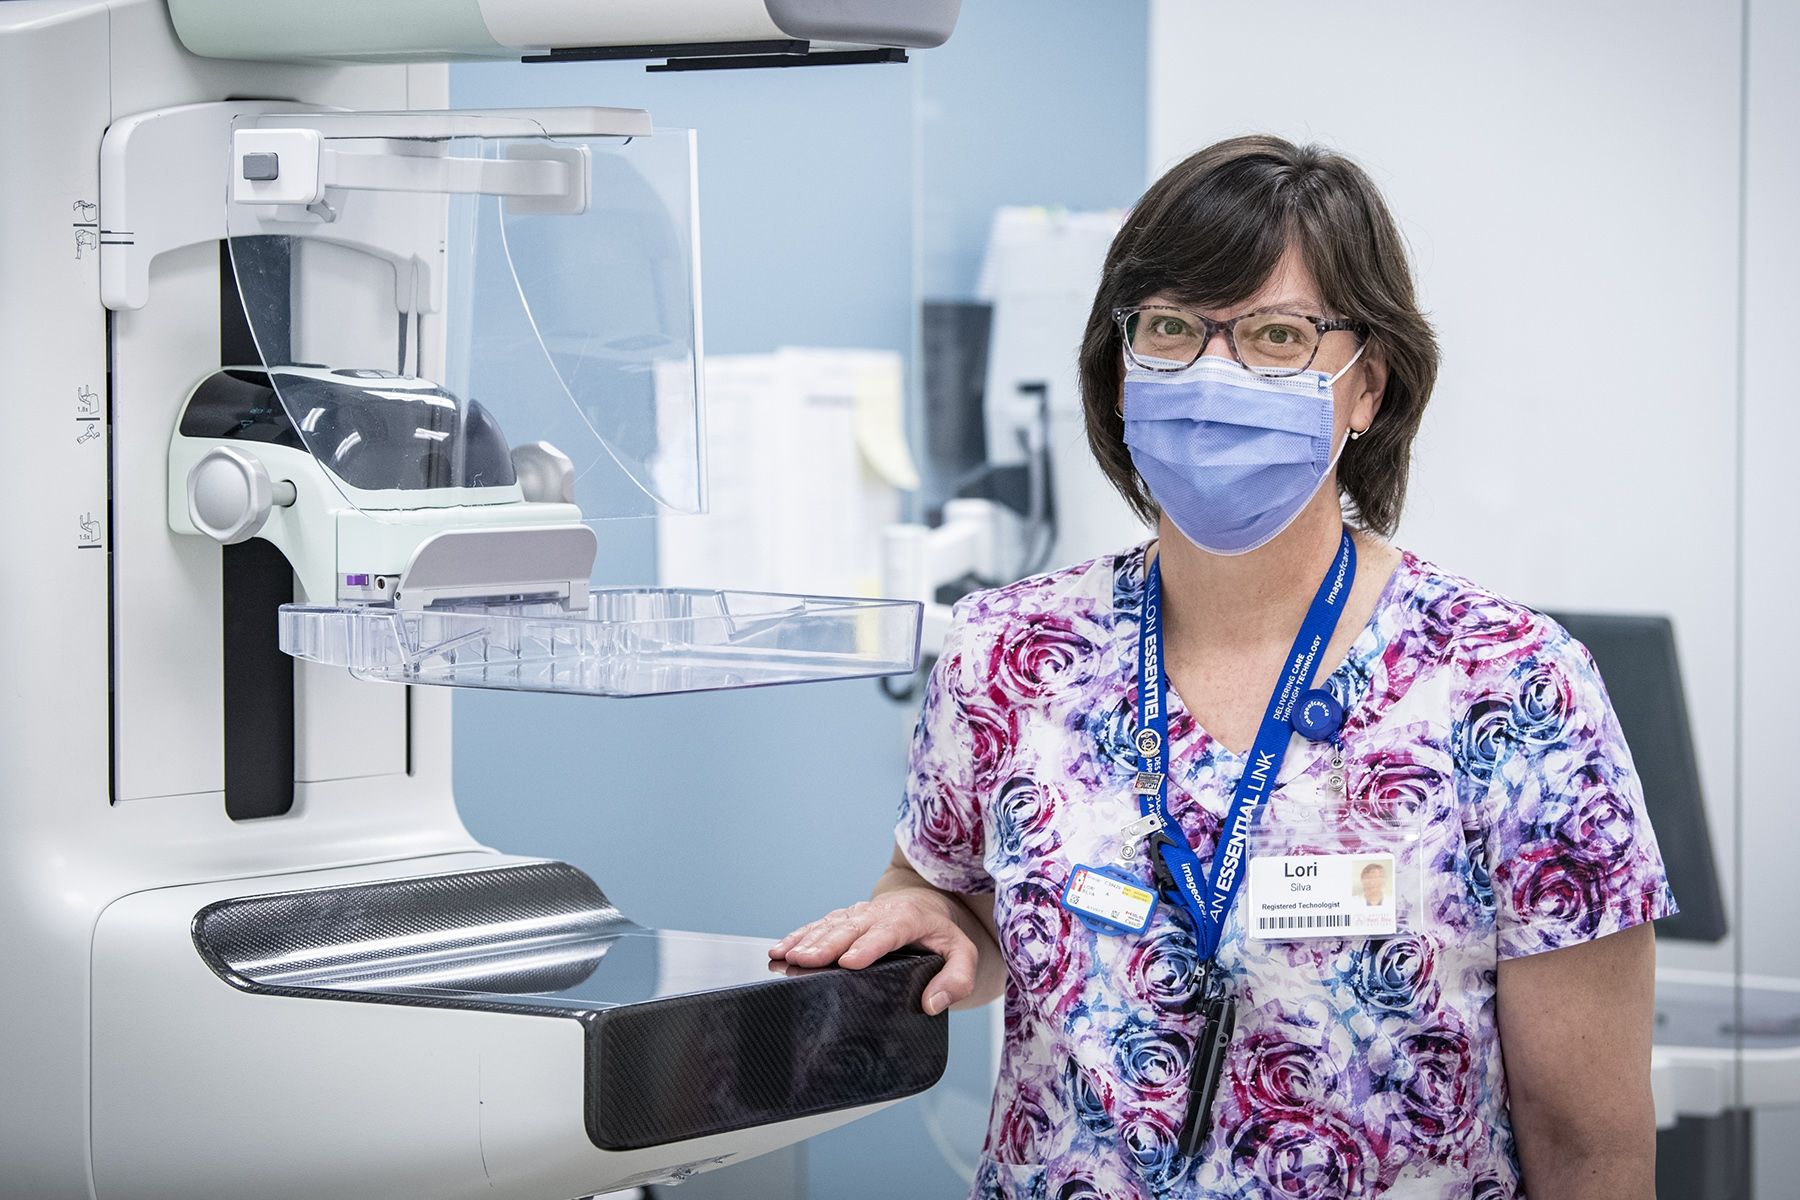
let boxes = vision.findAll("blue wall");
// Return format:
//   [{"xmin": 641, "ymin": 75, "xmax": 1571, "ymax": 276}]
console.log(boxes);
[
  {"xmin": 915, "ymin": 5, "xmax": 1151, "ymax": 299},
  {"xmin": 451, "ymin": 5, "xmax": 1145, "ymax": 1195}
]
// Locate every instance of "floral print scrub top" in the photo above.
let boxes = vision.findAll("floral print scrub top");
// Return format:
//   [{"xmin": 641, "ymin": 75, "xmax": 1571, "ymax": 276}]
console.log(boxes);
[{"xmin": 896, "ymin": 544, "xmax": 1676, "ymax": 1200}]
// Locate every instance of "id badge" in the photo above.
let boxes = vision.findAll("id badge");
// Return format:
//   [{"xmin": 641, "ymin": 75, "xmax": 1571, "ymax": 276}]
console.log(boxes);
[
  {"xmin": 1244, "ymin": 810, "xmax": 1425, "ymax": 942},
  {"xmin": 1246, "ymin": 852, "xmax": 1398, "ymax": 939},
  {"xmin": 1061, "ymin": 864, "xmax": 1157, "ymax": 935}
]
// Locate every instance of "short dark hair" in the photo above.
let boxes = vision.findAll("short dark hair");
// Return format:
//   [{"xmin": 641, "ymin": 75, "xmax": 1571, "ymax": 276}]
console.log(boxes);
[{"xmin": 1078, "ymin": 135, "xmax": 1439, "ymax": 537}]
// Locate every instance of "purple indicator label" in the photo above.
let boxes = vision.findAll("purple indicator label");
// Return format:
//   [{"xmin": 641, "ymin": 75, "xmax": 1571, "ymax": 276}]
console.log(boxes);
[{"xmin": 345, "ymin": 573, "xmax": 370, "ymax": 587}]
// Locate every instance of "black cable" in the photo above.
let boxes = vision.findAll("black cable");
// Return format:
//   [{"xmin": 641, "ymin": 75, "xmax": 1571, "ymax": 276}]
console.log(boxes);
[{"xmin": 879, "ymin": 671, "xmax": 922, "ymax": 704}]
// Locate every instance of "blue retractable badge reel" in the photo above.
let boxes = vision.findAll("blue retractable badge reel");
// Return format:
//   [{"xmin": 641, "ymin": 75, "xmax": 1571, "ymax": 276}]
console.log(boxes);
[{"xmin": 1290, "ymin": 688, "xmax": 1344, "ymax": 742}]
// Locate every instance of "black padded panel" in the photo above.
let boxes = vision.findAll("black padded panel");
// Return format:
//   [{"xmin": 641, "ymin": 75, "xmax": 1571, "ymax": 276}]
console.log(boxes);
[{"xmin": 585, "ymin": 951, "xmax": 947, "ymax": 1150}]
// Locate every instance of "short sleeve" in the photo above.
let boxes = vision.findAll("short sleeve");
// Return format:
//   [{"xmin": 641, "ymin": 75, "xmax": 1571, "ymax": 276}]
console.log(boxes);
[
  {"xmin": 895, "ymin": 601, "xmax": 997, "ymax": 895},
  {"xmin": 1454, "ymin": 620, "xmax": 1679, "ymax": 960}
]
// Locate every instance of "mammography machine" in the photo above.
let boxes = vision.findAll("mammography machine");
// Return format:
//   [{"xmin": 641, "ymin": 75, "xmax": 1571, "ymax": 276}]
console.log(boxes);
[{"xmin": 0, "ymin": 2, "xmax": 961, "ymax": 1197}]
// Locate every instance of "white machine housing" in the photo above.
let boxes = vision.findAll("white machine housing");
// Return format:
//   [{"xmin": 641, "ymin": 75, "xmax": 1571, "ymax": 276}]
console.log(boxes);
[
  {"xmin": 0, "ymin": 2, "xmax": 947, "ymax": 1197},
  {"xmin": 166, "ymin": 0, "xmax": 959, "ymax": 64}
]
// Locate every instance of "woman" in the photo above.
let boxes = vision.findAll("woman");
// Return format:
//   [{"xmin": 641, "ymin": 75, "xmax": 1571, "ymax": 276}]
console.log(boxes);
[{"xmin": 771, "ymin": 136, "xmax": 1672, "ymax": 1200}]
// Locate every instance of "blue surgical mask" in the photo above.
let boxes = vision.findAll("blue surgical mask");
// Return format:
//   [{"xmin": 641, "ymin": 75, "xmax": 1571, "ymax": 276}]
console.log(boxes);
[{"xmin": 1122, "ymin": 349, "xmax": 1364, "ymax": 555}]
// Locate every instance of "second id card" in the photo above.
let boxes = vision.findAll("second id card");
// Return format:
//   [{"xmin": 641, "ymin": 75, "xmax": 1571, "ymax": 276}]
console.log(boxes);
[
  {"xmin": 1061, "ymin": 864, "xmax": 1157, "ymax": 935},
  {"xmin": 1247, "ymin": 853, "xmax": 1398, "ymax": 939}
]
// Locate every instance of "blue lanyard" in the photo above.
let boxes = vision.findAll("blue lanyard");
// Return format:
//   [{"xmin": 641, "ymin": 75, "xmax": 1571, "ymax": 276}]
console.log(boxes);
[{"xmin": 1137, "ymin": 529, "xmax": 1355, "ymax": 961}]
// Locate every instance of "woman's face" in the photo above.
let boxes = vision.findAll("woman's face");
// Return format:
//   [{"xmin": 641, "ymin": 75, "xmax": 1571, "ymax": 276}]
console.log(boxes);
[{"xmin": 1138, "ymin": 245, "xmax": 1388, "ymax": 448}]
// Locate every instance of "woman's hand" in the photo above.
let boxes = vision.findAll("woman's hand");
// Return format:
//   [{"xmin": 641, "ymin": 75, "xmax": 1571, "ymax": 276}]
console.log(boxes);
[{"xmin": 769, "ymin": 843, "xmax": 1003, "ymax": 1015}]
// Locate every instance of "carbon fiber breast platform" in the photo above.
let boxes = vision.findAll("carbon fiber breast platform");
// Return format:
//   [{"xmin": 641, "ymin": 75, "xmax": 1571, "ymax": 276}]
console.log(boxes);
[{"xmin": 191, "ymin": 860, "xmax": 948, "ymax": 1150}]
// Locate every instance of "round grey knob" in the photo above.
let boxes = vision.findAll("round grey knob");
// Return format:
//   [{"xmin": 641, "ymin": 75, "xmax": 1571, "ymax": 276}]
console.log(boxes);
[
  {"xmin": 188, "ymin": 446, "xmax": 277, "ymax": 544},
  {"xmin": 511, "ymin": 441, "xmax": 577, "ymax": 505}
]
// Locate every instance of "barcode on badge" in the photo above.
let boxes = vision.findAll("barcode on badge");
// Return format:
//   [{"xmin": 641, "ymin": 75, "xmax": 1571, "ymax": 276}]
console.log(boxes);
[{"xmin": 1257, "ymin": 914, "xmax": 1352, "ymax": 931}]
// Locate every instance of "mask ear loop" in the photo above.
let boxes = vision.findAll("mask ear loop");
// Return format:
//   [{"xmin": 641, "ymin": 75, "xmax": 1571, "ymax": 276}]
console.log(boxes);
[
  {"xmin": 1324, "ymin": 341, "xmax": 1367, "ymax": 386},
  {"xmin": 1328, "ymin": 342, "xmax": 1372, "ymax": 453},
  {"xmin": 1325, "ymin": 425, "xmax": 1354, "ymax": 473}
]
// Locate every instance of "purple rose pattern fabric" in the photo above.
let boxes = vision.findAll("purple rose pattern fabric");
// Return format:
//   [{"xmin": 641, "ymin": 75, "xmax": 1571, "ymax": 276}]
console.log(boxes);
[{"xmin": 897, "ymin": 545, "xmax": 1675, "ymax": 1200}]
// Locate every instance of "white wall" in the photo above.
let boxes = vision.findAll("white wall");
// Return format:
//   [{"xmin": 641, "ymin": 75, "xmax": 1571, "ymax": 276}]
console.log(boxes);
[{"xmin": 1151, "ymin": 0, "xmax": 1795, "ymax": 1187}]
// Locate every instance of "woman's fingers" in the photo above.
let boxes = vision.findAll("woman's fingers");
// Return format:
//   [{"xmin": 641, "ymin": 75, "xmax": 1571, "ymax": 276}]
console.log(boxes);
[
  {"xmin": 836, "ymin": 919, "xmax": 910, "ymax": 970},
  {"xmin": 767, "ymin": 920, "xmax": 820, "ymax": 959},
  {"xmin": 769, "ymin": 904, "xmax": 860, "ymax": 957},
  {"xmin": 773, "ymin": 905, "xmax": 874, "ymax": 966},
  {"xmin": 838, "ymin": 908, "xmax": 979, "ymax": 1015},
  {"xmin": 767, "ymin": 897, "xmax": 982, "ymax": 1015},
  {"xmin": 914, "ymin": 925, "xmax": 979, "ymax": 1015},
  {"xmin": 767, "ymin": 920, "xmax": 822, "ymax": 959}
]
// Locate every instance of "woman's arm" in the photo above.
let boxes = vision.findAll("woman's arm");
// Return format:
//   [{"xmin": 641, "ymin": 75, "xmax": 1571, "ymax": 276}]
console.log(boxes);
[
  {"xmin": 1496, "ymin": 922, "xmax": 1657, "ymax": 1199},
  {"xmin": 769, "ymin": 841, "xmax": 1006, "ymax": 1015}
]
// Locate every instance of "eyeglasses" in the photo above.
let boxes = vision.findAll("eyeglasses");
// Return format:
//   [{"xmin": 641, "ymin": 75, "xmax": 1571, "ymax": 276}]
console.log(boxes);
[{"xmin": 1113, "ymin": 304, "xmax": 1364, "ymax": 377}]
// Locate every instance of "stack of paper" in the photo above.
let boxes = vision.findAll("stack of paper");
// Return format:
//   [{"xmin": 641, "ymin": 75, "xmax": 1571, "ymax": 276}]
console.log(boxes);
[{"xmin": 657, "ymin": 347, "xmax": 919, "ymax": 598}]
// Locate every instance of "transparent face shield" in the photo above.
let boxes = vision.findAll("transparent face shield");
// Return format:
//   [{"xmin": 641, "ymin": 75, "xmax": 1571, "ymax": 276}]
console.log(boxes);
[
  {"xmin": 225, "ymin": 110, "xmax": 704, "ymax": 522},
  {"xmin": 218, "ymin": 109, "xmax": 916, "ymax": 696}
]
